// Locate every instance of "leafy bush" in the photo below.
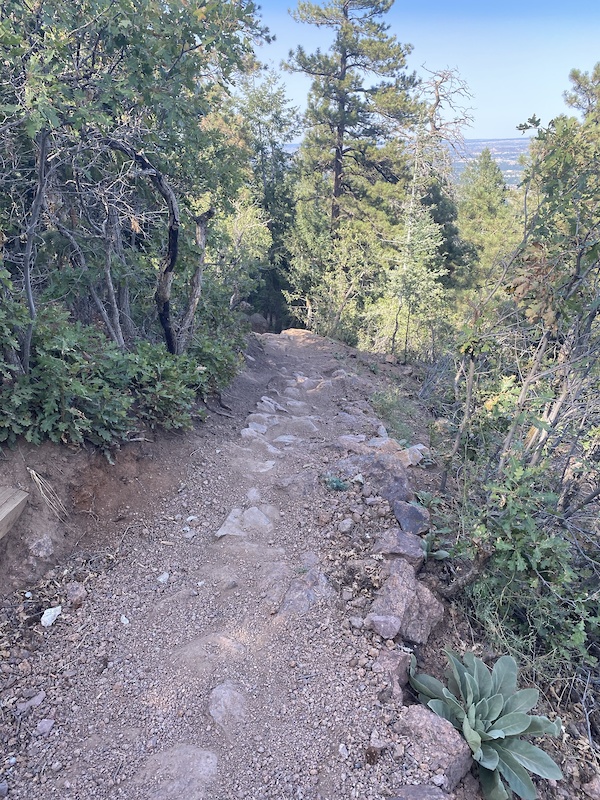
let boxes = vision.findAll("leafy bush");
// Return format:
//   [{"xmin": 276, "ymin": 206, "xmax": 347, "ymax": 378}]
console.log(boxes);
[
  {"xmin": 464, "ymin": 460, "xmax": 600, "ymax": 671},
  {"xmin": 0, "ymin": 310, "xmax": 133, "ymax": 449},
  {"xmin": 410, "ymin": 650, "xmax": 562, "ymax": 800},
  {"xmin": 0, "ymin": 309, "xmax": 245, "ymax": 454},
  {"xmin": 0, "ymin": 268, "xmax": 29, "ymax": 381},
  {"xmin": 126, "ymin": 342, "xmax": 202, "ymax": 430},
  {"xmin": 187, "ymin": 330, "xmax": 243, "ymax": 398}
]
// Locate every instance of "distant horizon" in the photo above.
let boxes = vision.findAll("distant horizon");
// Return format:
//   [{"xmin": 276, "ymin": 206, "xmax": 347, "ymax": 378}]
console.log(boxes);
[{"xmin": 463, "ymin": 136, "xmax": 533, "ymax": 142}]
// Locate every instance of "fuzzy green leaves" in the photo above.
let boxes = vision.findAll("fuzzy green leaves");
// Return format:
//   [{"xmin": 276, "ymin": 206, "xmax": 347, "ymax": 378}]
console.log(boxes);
[{"xmin": 409, "ymin": 650, "xmax": 562, "ymax": 800}]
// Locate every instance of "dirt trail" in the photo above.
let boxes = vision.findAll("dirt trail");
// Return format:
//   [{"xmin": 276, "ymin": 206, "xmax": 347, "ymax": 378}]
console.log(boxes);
[{"xmin": 2, "ymin": 330, "xmax": 482, "ymax": 799}]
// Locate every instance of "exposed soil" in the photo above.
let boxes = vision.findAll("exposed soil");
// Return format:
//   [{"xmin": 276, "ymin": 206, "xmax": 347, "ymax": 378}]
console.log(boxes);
[{"xmin": 0, "ymin": 330, "xmax": 593, "ymax": 799}]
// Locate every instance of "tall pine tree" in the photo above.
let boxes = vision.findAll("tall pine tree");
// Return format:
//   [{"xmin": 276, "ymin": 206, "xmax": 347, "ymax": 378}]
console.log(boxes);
[
  {"xmin": 286, "ymin": 0, "xmax": 418, "ymax": 227},
  {"xmin": 285, "ymin": 0, "xmax": 419, "ymax": 340}
]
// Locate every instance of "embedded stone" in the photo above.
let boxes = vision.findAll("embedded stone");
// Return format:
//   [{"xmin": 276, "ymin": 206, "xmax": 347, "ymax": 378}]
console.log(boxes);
[
  {"xmin": 339, "ymin": 518, "xmax": 354, "ymax": 534},
  {"xmin": 364, "ymin": 613, "xmax": 402, "ymax": 639},
  {"xmin": 392, "ymin": 501, "xmax": 431, "ymax": 535},
  {"xmin": 373, "ymin": 528, "xmax": 425, "ymax": 569},
  {"xmin": 389, "ymin": 788, "xmax": 446, "ymax": 800},
  {"xmin": 371, "ymin": 649, "xmax": 411, "ymax": 686},
  {"xmin": 394, "ymin": 705, "xmax": 472, "ymax": 792},
  {"xmin": 241, "ymin": 506, "xmax": 273, "ymax": 532},
  {"xmin": 214, "ymin": 508, "xmax": 245, "ymax": 539},
  {"xmin": 370, "ymin": 560, "xmax": 443, "ymax": 644},
  {"xmin": 208, "ymin": 681, "xmax": 247, "ymax": 730},
  {"xmin": 278, "ymin": 567, "xmax": 333, "ymax": 615},
  {"xmin": 337, "ymin": 453, "xmax": 414, "ymax": 505},
  {"xmin": 133, "ymin": 744, "xmax": 218, "ymax": 799}
]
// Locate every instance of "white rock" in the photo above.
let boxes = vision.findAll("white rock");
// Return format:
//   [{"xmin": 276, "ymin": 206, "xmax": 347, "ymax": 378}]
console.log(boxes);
[
  {"xmin": 157, "ymin": 572, "xmax": 170, "ymax": 584},
  {"xmin": 248, "ymin": 421, "xmax": 268, "ymax": 434},
  {"xmin": 16, "ymin": 690, "xmax": 45, "ymax": 715},
  {"xmin": 214, "ymin": 508, "xmax": 245, "ymax": 539},
  {"xmin": 251, "ymin": 460, "xmax": 276, "ymax": 473},
  {"xmin": 40, "ymin": 606, "xmax": 62, "ymax": 627}
]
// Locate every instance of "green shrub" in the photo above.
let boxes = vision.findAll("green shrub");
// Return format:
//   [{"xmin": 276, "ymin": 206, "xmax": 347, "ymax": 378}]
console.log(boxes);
[
  {"xmin": 410, "ymin": 650, "xmax": 562, "ymax": 800},
  {"xmin": 126, "ymin": 342, "xmax": 203, "ymax": 430},
  {"xmin": 0, "ymin": 267, "xmax": 29, "ymax": 380},
  {"xmin": 0, "ymin": 310, "xmax": 133, "ymax": 449},
  {"xmin": 464, "ymin": 460, "xmax": 600, "ymax": 672},
  {"xmin": 370, "ymin": 388, "xmax": 415, "ymax": 443},
  {"xmin": 187, "ymin": 331, "xmax": 243, "ymax": 397},
  {"xmin": 0, "ymin": 309, "xmax": 242, "ymax": 454}
]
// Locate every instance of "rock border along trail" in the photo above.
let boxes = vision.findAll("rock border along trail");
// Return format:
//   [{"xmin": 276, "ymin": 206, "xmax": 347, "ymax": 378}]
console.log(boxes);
[{"xmin": 1, "ymin": 330, "xmax": 481, "ymax": 800}]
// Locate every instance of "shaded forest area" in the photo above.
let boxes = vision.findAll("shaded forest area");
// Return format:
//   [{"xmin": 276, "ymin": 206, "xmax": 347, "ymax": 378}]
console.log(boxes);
[{"xmin": 1, "ymin": 0, "xmax": 599, "ymax": 763}]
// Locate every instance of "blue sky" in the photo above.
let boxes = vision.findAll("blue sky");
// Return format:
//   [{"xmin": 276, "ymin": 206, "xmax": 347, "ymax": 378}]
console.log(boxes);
[{"xmin": 254, "ymin": 0, "xmax": 600, "ymax": 139}]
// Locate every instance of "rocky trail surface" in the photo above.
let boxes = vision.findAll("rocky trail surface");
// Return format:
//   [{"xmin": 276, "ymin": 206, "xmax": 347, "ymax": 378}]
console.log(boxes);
[{"xmin": 0, "ymin": 331, "xmax": 578, "ymax": 800}]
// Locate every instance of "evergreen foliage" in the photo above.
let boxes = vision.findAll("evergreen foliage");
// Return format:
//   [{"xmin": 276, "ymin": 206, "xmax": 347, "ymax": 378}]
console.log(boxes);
[{"xmin": 457, "ymin": 148, "xmax": 521, "ymax": 280}]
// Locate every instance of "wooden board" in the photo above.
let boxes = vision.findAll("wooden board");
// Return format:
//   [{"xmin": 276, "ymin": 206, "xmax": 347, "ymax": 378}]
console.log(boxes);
[{"xmin": 0, "ymin": 487, "xmax": 29, "ymax": 542}]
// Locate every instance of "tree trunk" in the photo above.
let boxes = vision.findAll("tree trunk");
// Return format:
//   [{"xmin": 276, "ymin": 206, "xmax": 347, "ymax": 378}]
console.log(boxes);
[
  {"xmin": 331, "ymin": 12, "xmax": 348, "ymax": 229},
  {"xmin": 403, "ymin": 305, "xmax": 412, "ymax": 364},
  {"xmin": 104, "ymin": 138, "xmax": 180, "ymax": 353},
  {"xmin": 52, "ymin": 219, "xmax": 121, "ymax": 344},
  {"xmin": 440, "ymin": 352, "xmax": 476, "ymax": 493},
  {"xmin": 390, "ymin": 298, "xmax": 402, "ymax": 355},
  {"xmin": 527, "ymin": 307, "xmax": 599, "ymax": 466},
  {"xmin": 22, "ymin": 128, "xmax": 49, "ymax": 373},
  {"xmin": 103, "ymin": 207, "xmax": 126, "ymax": 348},
  {"xmin": 176, "ymin": 209, "xmax": 214, "ymax": 355},
  {"xmin": 118, "ymin": 280, "xmax": 136, "ymax": 343}
]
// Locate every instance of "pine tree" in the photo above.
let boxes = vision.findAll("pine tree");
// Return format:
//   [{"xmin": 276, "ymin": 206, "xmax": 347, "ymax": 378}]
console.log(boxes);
[
  {"xmin": 286, "ymin": 0, "xmax": 418, "ymax": 227},
  {"xmin": 457, "ymin": 149, "xmax": 520, "ymax": 281}
]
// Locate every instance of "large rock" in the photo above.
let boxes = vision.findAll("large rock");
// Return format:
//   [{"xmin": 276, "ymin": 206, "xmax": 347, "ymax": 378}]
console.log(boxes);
[
  {"xmin": 371, "ymin": 649, "xmax": 411, "ymax": 687},
  {"xmin": 250, "ymin": 312, "xmax": 269, "ymax": 333},
  {"xmin": 257, "ymin": 561, "xmax": 293, "ymax": 613},
  {"xmin": 364, "ymin": 613, "xmax": 402, "ymax": 639},
  {"xmin": 372, "ymin": 649, "xmax": 411, "ymax": 702},
  {"xmin": 246, "ymin": 412, "xmax": 281, "ymax": 430},
  {"xmin": 337, "ymin": 452, "xmax": 414, "ymax": 505},
  {"xmin": 373, "ymin": 528, "xmax": 425, "ymax": 570},
  {"xmin": 584, "ymin": 775, "xmax": 600, "ymax": 800},
  {"xmin": 369, "ymin": 560, "xmax": 443, "ymax": 644},
  {"xmin": 392, "ymin": 501, "xmax": 431, "ymax": 535},
  {"xmin": 214, "ymin": 505, "xmax": 278, "ymax": 539},
  {"xmin": 395, "ymin": 443, "xmax": 431, "ymax": 467},
  {"xmin": 278, "ymin": 566, "xmax": 334, "ymax": 615},
  {"xmin": 214, "ymin": 508, "xmax": 245, "ymax": 538},
  {"xmin": 395, "ymin": 705, "xmax": 473, "ymax": 792}
]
